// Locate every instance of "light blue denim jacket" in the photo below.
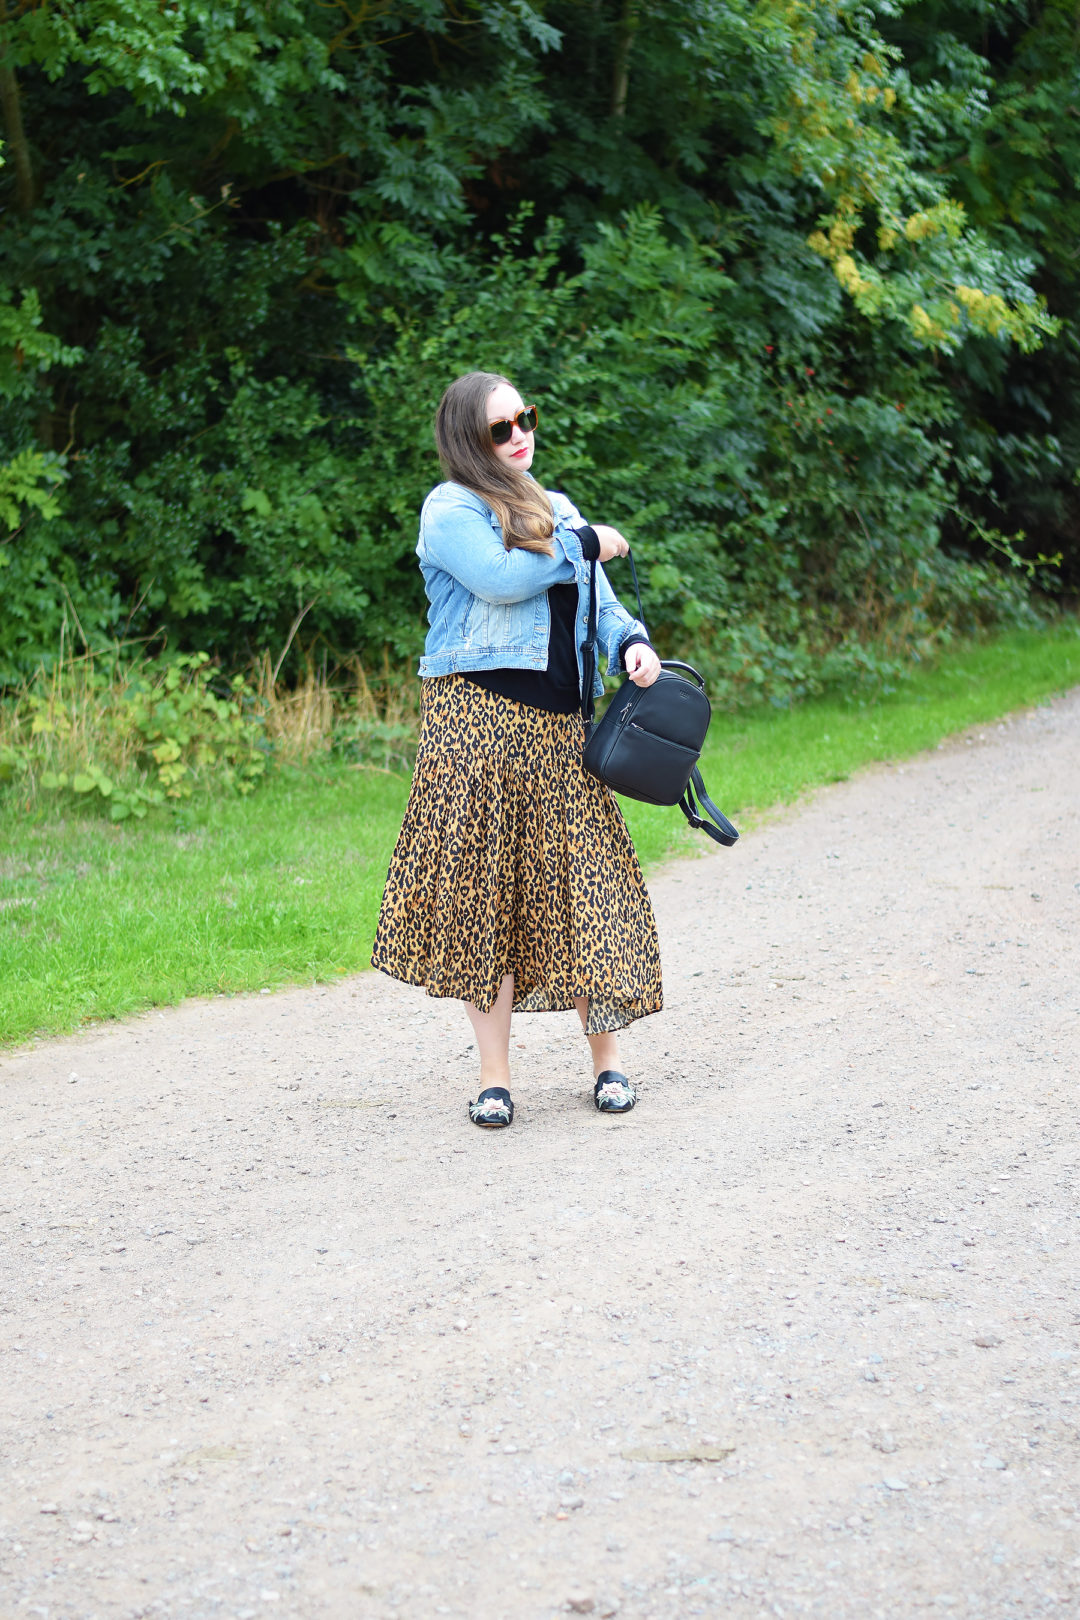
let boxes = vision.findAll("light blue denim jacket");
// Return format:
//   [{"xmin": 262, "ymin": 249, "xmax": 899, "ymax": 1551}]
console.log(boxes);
[{"xmin": 416, "ymin": 481, "xmax": 647, "ymax": 700}]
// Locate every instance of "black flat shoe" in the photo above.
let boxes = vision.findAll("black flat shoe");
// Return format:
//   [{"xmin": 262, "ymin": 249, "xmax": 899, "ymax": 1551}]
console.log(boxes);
[
  {"xmin": 594, "ymin": 1071, "xmax": 637, "ymax": 1113},
  {"xmin": 468, "ymin": 1086, "xmax": 514, "ymax": 1128}
]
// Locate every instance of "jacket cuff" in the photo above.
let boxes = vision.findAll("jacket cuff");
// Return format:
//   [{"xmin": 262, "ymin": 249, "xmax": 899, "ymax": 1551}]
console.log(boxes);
[
  {"xmin": 573, "ymin": 524, "xmax": 601, "ymax": 561},
  {"xmin": 619, "ymin": 631, "xmax": 652, "ymax": 668}
]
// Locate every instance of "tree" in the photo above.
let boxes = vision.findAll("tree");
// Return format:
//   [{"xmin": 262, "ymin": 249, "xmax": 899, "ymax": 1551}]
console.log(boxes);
[{"xmin": 0, "ymin": 0, "xmax": 1071, "ymax": 689}]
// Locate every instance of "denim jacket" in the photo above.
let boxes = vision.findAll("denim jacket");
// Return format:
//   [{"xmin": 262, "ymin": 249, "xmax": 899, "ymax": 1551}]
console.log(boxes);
[{"xmin": 416, "ymin": 481, "xmax": 647, "ymax": 700}]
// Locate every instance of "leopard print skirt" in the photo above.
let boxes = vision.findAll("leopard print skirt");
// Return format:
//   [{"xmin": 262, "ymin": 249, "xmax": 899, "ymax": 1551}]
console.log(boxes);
[{"xmin": 370, "ymin": 675, "xmax": 663, "ymax": 1033}]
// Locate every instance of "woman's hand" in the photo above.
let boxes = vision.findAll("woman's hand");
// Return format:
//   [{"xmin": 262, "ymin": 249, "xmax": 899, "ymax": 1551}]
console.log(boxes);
[
  {"xmin": 624, "ymin": 643, "xmax": 661, "ymax": 688},
  {"xmin": 593, "ymin": 524, "xmax": 630, "ymax": 562}
]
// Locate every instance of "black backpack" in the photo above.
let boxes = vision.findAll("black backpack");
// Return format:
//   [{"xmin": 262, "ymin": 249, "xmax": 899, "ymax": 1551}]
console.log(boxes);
[{"xmin": 580, "ymin": 551, "xmax": 739, "ymax": 847}]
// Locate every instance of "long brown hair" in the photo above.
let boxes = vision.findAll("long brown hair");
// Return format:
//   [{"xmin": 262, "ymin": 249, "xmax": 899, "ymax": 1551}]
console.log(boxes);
[{"xmin": 434, "ymin": 371, "xmax": 555, "ymax": 555}]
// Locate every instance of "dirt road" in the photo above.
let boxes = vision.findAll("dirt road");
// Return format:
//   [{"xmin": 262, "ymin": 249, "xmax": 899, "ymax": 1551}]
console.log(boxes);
[{"xmin": 2, "ymin": 690, "xmax": 1078, "ymax": 1620}]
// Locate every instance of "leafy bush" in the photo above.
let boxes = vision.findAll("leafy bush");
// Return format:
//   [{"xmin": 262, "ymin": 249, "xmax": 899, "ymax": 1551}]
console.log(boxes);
[
  {"xmin": 0, "ymin": 0, "xmax": 1073, "ymax": 702},
  {"xmin": 0, "ymin": 645, "xmax": 424, "ymax": 820},
  {"xmin": 0, "ymin": 651, "xmax": 267, "ymax": 819}
]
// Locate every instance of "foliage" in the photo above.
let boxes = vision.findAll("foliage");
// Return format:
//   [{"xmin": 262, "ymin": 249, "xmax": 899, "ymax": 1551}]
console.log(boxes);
[
  {"xmin": 0, "ymin": 283, "xmax": 76, "ymax": 547},
  {"xmin": 879, "ymin": 0, "xmax": 1080, "ymax": 583},
  {"xmin": 0, "ymin": 649, "xmax": 267, "ymax": 819},
  {"xmin": 0, "ymin": 642, "xmax": 423, "ymax": 827},
  {"xmin": 0, "ymin": 445, "xmax": 66, "ymax": 531},
  {"xmin": 0, "ymin": 0, "xmax": 1075, "ymax": 692}
]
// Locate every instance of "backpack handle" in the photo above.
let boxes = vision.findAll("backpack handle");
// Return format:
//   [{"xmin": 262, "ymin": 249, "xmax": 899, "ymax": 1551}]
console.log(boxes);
[{"xmin": 658, "ymin": 660, "xmax": 706, "ymax": 689}]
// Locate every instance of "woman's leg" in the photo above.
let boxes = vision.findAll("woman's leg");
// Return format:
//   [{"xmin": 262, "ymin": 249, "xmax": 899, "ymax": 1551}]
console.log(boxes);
[
  {"xmin": 574, "ymin": 996, "xmax": 621, "ymax": 1078},
  {"xmin": 465, "ymin": 973, "xmax": 515, "ymax": 1089}
]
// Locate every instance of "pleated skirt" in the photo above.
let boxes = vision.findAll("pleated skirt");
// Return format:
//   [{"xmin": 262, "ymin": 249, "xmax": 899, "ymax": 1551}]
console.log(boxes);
[{"xmin": 370, "ymin": 675, "xmax": 663, "ymax": 1033}]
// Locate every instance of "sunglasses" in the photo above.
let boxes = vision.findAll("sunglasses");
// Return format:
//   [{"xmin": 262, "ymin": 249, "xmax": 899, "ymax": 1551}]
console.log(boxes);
[{"xmin": 489, "ymin": 405, "xmax": 538, "ymax": 445}]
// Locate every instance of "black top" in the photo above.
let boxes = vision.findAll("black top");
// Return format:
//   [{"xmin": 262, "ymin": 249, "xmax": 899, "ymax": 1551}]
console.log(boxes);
[
  {"xmin": 465, "ymin": 581, "xmax": 583, "ymax": 714},
  {"xmin": 463, "ymin": 525, "xmax": 651, "ymax": 715}
]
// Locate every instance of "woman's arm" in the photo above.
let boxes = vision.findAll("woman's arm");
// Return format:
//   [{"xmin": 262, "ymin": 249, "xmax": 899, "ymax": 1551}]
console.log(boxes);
[
  {"xmin": 572, "ymin": 503, "xmax": 660, "ymax": 687},
  {"xmin": 574, "ymin": 521, "xmax": 630, "ymax": 565},
  {"xmin": 421, "ymin": 490, "xmax": 573, "ymax": 604},
  {"xmin": 594, "ymin": 561, "xmax": 658, "ymax": 681}
]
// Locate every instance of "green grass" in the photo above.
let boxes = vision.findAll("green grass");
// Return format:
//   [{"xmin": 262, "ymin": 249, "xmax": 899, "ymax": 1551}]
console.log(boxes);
[{"xmin": 2, "ymin": 621, "xmax": 1077, "ymax": 1046}]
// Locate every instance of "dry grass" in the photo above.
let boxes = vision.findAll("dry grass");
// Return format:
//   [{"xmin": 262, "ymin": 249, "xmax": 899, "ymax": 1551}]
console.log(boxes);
[
  {"xmin": 252, "ymin": 651, "xmax": 420, "ymax": 769},
  {"xmin": 0, "ymin": 644, "xmax": 422, "ymax": 807},
  {"xmin": 251, "ymin": 651, "xmax": 335, "ymax": 764},
  {"xmin": 0, "ymin": 645, "xmax": 154, "ymax": 783}
]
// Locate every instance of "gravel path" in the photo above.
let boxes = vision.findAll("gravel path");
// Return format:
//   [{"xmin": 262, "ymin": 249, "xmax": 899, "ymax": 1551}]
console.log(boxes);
[{"xmin": 2, "ymin": 690, "xmax": 1078, "ymax": 1620}]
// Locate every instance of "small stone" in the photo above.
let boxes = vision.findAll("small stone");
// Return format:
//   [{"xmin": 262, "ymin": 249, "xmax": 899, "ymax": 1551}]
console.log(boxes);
[
  {"xmin": 487, "ymin": 1492, "xmax": 506, "ymax": 1506},
  {"xmin": 708, "ymin": 1528, "xmax": 735, "ymax": 1543},
  {"xmin": 974, "ymin": 1335, "xmax": 1002, "ymax": 1349},
  {"xmin": 882, "ymin": 1477, "xmax": 908, "ymax": 1491},
  {"xmin": 560, "ymin": 1495, "xmax": 585, "ymax": 1511},
  {"xmin": 599, "ymin": 1605, "xmax": 620, "ymax": 1618},
  {"xmin": 983, "ymin": 1455, "xmax": 1007, "ymax": 1470},
  {"xmin": 567, "ymin": 1595, "xmax": 595, "ymax": 1615},
  {"xmin": 872, "ymin": 1432, "xmax": 898, "ymax": 1454},
  {"xmin": 39, "ymin": 1503, "xmax": 59, "ymax": 1514},
  {"xmin": 453, "ymin": 1319, "xmax": 469, "ymax": 1333}
]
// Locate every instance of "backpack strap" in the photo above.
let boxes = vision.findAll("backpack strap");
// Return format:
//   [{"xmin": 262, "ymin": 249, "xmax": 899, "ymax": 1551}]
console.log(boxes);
[
  {"xmin": 623, "ymin": 546, "xmax": 647, "ymax": 625},
  {"xmin": 580, "ymin": 555, "xmax": 599, "ymax": 726},
  {"xmin": 679, "ymin": 765, "xmax": 740, "ymax": 846},
  {"xmin": 580, "ymin": 545, "xmax": 648, "ymax": 726}
]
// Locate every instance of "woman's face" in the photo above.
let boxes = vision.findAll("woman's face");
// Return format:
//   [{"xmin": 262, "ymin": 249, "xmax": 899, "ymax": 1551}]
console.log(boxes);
[{"xmin": 486, "ymin": 381, "xmax": 535, "ymax": 472}]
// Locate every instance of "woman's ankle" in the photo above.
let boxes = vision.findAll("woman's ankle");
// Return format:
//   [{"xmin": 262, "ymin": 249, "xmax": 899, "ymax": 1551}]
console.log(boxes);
[
  {"xmin": 478, "ymin": 1068, "xmax": 512, "ymax": 1090},
  {"xmin": 588, "ymin": 1039, "xmax": 621, "ymax": 1078}
]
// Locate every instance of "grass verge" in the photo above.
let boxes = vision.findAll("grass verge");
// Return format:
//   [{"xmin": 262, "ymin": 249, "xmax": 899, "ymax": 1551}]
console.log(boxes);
[{"xmin": 2, "ymin": 622, "xmax": 1077, "ymax": 1046}]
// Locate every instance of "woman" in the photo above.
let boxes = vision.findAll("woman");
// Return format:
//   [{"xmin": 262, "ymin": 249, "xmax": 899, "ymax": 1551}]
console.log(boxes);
[{"xmin": 371, "ymin": 370, "xmax": 663, "ymax": 1127}]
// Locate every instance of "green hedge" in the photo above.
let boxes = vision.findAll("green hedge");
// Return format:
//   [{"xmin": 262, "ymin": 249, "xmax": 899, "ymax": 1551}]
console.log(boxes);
[{"xmin": 1, "ymin": 2, "xmax": 1076, "ymax": 696}]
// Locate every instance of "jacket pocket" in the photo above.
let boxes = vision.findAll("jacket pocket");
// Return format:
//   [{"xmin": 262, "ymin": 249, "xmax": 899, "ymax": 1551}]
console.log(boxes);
[{"xmin": 464, "ymin": 596, "xmax": 515, "ymax": 649}]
